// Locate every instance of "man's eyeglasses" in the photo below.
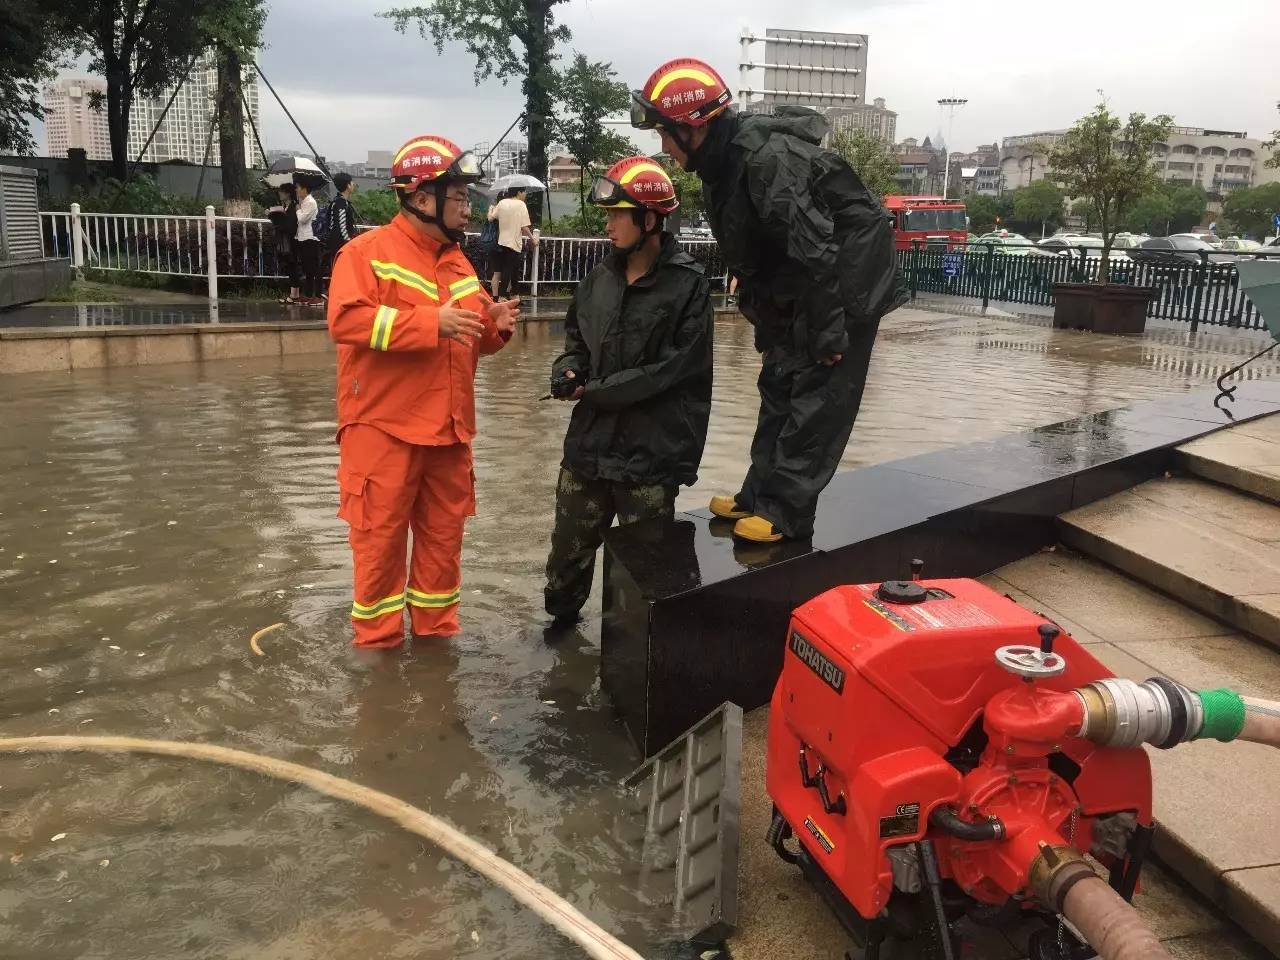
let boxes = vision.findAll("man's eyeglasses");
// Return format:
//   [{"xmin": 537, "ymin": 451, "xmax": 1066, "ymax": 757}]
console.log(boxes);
[{"xmin": 445, "ymin": 193, "xmax": 471, "ymax": 207}]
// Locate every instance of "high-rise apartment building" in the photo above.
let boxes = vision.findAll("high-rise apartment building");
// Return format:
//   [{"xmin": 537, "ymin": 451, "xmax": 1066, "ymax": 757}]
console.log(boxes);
[
  {"xmin": 126, "ymin": 50, "xmax": 263, "ymax": 167},
  {"xmin": 42, "ymin": 78, "xmax": 113, "ymax": 160}
]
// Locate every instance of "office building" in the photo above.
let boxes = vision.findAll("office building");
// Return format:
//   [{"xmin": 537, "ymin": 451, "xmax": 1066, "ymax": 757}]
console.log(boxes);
[{"xmin": 42, "ymin": 78, "xmax": 113, "ymax": 161}]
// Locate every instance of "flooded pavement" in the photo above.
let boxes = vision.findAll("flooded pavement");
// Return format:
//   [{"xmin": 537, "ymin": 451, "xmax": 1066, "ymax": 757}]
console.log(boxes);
[{"xmin": 2, "ymin": 307, "xmax": 1278, "ymax": 960}]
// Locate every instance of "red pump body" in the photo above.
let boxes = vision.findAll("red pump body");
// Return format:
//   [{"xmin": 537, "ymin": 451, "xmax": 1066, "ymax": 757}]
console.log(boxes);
[{"xmin": 766, "ymin": 578, "xmax": 1153, "ymax": 921}]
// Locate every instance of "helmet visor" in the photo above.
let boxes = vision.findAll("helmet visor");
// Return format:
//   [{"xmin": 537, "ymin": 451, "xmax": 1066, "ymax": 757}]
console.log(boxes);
[
  {"xmin": 447, "ymin": 151, "xmax": 484, "ymax": 181},
  {"xmin": 630, "ymin": 92, "xmax": 662, "ymax": 130},
  {"xmin": 588, "ymin": 176, "xmax": 629, "ymax": 206}
]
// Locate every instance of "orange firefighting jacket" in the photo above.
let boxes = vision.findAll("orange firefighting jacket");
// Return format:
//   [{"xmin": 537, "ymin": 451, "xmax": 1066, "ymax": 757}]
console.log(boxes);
[{"xmin": 327, "ymin": 213, "xmax": 507, "ymax": 446}]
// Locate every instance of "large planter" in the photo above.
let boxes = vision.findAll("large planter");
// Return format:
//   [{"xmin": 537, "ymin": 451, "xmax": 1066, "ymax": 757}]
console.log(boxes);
[{"xmin": 1052, "ymin": 282, "xmax": 1157, "ymax": 335}]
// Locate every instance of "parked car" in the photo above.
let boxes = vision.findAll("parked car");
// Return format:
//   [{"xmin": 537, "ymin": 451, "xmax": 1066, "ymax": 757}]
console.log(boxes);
[
  {"xmin": 1035, "ymin": 234, "xmax": 1131, "ymax": 261},
  {"xmin": 1218, "ymin": 236, "xmax": 1262, "ymax": 254},
  {"xmin": 975, "ymin": 231, "xmax": 1037, "ymax": 256},
  {"xmin": 1130, "ymin": 235, "xmax": 1238, "ymax": 266}
]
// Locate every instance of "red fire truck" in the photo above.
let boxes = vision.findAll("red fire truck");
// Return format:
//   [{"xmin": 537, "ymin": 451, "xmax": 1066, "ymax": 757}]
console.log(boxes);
[{"xmin": 883, "ymin": 195, "xmax": 968, "ymax": 251}]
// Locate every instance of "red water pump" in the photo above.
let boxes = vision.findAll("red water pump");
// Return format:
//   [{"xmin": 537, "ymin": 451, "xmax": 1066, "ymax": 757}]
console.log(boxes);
[{"xmin": 766, "ymin": 567, "xmax": 1155, "ymax": 960}]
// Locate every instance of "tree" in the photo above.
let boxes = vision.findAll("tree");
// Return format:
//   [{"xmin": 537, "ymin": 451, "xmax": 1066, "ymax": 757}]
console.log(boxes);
[
  {"xmin": 1165, "ymin": 185, "xmax": 1207, "ymax": 233},
  {"xmin": 1011, "ymin": 179, "xmax": 1065, "ymax": 237},
  {"xmin": 1124, "ymin": 189, "xmax": 1173, "ymax": 234},
  {"xmin": 47, "ymin": 0, "xmax": 222, "ymax": 181},
  {"xmin": 0, "ymin": 7, "xmax": 69, "ymax": 154},
  {"xmin": 1264, "ymin": 101, "xmax": 1279, "ymax": 170},
  {"xmin": 659, "ymin": 155, "xmax": 703, "ymax": 221},
  {"xmin": 204, "ymin": 0, "xmax": 267, "ymax": 209},
  {"xmin": 382, "ymin": 0, "xmax": 570, "ymax": 223},
  {"xmin": 965, "ymin": 195, "xmax": 1002, "ymax": 233},
  {"xmin": 1050, "ymin": 101, "xmax": 1172, "ymax": 281},
  {"xmin": 554, "ymin": 53, "xmax": 631, "ymax": 206},
  {"xmin": 1070, "ymin": 197, "xmax": 1097, "ymax": 231},
  {"xmin": 1222, "ymin": 183, "xmax": 1280, "ymax": 240},
  {"xmin": 829, "ymin": 128, "xmax": 899, "ymax": 200},
  {"xmin": 1122, "ymin": 183, "xmax": 1206, "ymax": 235}
]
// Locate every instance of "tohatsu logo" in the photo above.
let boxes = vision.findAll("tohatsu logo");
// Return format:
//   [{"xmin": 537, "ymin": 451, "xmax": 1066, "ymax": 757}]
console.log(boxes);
[{"xmin": 789, "ymin": 629, "xmax": 845, "ymax": 694}]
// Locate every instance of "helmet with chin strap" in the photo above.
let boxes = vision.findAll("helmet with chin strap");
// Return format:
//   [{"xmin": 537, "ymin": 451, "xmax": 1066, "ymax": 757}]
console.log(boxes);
[
  {"xmin": 589, "ymin": 156, "xmax": 679, "ymax": 254},
  {"xmin": 390, "ymin": 135, "xmax": 483, "ymax": 243}
]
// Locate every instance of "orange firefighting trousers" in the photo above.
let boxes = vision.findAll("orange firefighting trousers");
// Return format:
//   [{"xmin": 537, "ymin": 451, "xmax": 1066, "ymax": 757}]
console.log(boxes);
[{"xmin": 337, "ymin": 424, "xmax": 474, "ymax": 647}]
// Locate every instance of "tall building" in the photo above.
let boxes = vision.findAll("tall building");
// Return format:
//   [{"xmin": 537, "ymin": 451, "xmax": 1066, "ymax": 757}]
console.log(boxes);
[
  {"xmin": 998, "ymin": 125, "xmax": 1279, "ymax": 198},
  {"xmin": 126, "ymin": 50, "xmax": 263, "ymax": 168},
  {"xmin": 1156, "ymin": 126, "xmax": 1280, "ymax": 194},
  {"xmin": 472, "ymin": 140, "xmax": 528, "ymax": 179},
  {"xmin": 826, "ymin": 97, "xmax": 897, "ymax": 144},
  {"xmin": 948, "ymin": 144, "xmax": 1002, "ymax": 197},
  {"xmin": 42, "ymin": 78, "xmax": 113, "ymax": 160},
  {"xmin": 739, "ymin": 28, "xmax": 868, "ymax": 116},
  {"xmin": 894, "ymin": 137, "xmax": 946, "ymax": 195}
]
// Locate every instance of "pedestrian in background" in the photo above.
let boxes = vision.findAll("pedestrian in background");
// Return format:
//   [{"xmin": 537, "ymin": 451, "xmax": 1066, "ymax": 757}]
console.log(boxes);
[
  {"xmin": 487, "ymin": 188, "xmax": 536, "ymax": 299},
  {"xmin": 294, "ymin": 180, "xmax": 323, "ymax": 306},
  {"xmin": 326, "ymin": 173, "xmax": 358, "ymax": 280},
  {"xmin": 268, "ymin": 184, "xmax": 299, "ymax": 304}
]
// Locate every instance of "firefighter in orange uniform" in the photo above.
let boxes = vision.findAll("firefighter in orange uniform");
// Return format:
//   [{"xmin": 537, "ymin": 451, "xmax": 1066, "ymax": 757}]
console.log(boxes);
[{"xmin": 327, "ymin": 134, "xmax": 519, "ymax": 647}]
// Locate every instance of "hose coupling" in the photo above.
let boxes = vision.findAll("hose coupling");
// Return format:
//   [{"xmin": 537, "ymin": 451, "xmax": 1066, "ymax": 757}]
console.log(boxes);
[{"xmin": 1029, "ymin": 841, "xmax": 1097, "ymax": 913}]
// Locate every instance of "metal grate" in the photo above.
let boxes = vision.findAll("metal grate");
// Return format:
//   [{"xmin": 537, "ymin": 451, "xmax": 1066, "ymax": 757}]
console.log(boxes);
[
  {"xmin": 0, "ymin": 166, "xmax": 42, "ymax": 261},
  {"xmin": 622, "ymin": 702, "xmax": 743, "ymax": 945}
]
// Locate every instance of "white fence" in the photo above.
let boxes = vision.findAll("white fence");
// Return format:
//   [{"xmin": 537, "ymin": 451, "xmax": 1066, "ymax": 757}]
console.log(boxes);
[{"xmin": 40, "ymin": 205, "xmax": 728, "ymax": 307}]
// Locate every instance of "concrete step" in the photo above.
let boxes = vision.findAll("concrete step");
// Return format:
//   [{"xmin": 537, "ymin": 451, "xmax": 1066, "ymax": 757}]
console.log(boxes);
[
  {"xmin": 1177, "ymin": 413, "xmax": 1280, "ymax": 505},
  {"xmin": 986, "ymin": 550, "xmax": 1280, "ymax": 957},
  {"xmin": 1058, "ymin": 475, "xmax": 1280, "ymax": 652}
]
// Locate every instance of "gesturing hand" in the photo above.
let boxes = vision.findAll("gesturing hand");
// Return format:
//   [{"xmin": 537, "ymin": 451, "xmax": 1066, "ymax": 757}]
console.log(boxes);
[
  {"xmin": 439, "ymin": 296, "xmax": 485, "ymax": 342},
  {"xmin": 560, "ymin": 368, "xmax": 586, "ymax": 401},
  {"xmin": 487, "ymin": 297, "xmax": 520, "ymax": 338}
]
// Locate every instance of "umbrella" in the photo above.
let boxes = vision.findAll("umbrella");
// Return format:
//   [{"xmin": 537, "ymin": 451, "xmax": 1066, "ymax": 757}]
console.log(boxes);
[
  {"xmin": 1236, "ymin": 260, "xmax": 1280, "ymax": 342},
  {"xmin": 263, "ymin": 156, "xmax": 328, "ymax": 189},
  {"xmin": 489, "ymin": 173, "xmax": 547, "ymax": 195}
]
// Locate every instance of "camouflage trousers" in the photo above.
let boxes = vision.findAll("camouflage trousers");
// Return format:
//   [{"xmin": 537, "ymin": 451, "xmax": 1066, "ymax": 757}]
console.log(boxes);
[{"xmin": 544, "ymin": 467, "xmax": 676, "ymax": 618}]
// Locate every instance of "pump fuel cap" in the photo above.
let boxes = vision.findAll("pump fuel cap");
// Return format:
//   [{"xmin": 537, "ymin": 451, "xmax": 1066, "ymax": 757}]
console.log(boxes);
[{"xmin": 876, "ymin": 580, "xmax": 927, "ymax": 604}]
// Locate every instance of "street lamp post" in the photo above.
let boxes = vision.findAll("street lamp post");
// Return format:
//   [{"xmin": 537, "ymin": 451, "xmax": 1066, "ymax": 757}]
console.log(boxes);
[{"xmin": 938, "ymin": 97, "xmax": 968, "ymax": 198}]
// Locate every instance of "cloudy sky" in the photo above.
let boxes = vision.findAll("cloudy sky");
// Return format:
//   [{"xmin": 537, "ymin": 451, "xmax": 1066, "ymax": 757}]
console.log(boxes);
[{"xmin": 43, "ymin": 0, "xmax": 1280, "ymax": 163}]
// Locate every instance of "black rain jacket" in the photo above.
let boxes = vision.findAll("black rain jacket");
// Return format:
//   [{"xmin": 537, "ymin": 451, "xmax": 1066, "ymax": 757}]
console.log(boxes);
[
  {"xmin": 699, "ymin": 106, "xmax": 908, "ymax": 359},
  {"xmin": 552, "ymin": 233, "xmax": 713, "ymax": 487}
]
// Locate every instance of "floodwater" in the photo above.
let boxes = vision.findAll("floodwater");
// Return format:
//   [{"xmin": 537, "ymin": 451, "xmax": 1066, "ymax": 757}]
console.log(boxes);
[{"xmin": 1, "ymin": 307, "xmax": 1277, "ymax": 960}]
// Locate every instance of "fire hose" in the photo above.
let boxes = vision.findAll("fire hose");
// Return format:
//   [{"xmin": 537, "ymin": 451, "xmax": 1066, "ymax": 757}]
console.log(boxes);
[{"xmin": 0, "ymin": 735, "xmax": 643, "ymax": 960}]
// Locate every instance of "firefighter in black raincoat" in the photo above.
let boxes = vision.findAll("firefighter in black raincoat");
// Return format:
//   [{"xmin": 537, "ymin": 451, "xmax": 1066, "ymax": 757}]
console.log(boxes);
[
  {"xmin": 632, "ymin": 58, "xmax": 907, "ymax": 542},
  {"xmin": 543, "ymin": 156, "xmax": 713, "ymax": 624}
]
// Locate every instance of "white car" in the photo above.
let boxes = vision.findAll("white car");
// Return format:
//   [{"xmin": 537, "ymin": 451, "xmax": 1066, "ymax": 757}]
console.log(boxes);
[
  {"xmin": 975, "ymin": 231, "xmax": 1036, "ymax": 256},
  {"xmin": 1219, "ymin": 237, "xmax": 1262, "ymax": 253},
  {"xmin": 1036, "ymin": 234, "xmax": 1131, "ymax": 261}
]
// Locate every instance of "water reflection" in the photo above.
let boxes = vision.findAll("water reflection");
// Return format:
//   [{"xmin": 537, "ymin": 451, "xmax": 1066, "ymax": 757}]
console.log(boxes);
[{"xmin": 0, "ymin": 308, "xmax": 1276, "ymax": 958}]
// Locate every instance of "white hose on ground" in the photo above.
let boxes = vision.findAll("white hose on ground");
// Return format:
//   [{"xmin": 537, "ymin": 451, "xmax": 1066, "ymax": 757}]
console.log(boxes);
[
  {"xmin": 0, "ymin": 736, "xmax": 643, "ymax": 960},
  {"xmin": 1241, "ymin": 696, "xmax": 1280, "ymax": 749},
  {"xmin": 1062, "ymin": 876, "xmax": 1171, "ymax": 960}
]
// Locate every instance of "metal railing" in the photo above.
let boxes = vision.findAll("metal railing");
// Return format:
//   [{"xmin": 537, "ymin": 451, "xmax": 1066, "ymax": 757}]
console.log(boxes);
[
  {"xmin": 38, "ymin": 207, "xmax": 1270, "ymax": 331},
  {"xmin": 41, "ymin": 205, "xmax": 729, "ymax": 309},
  {"xmin": 900, "ymin": 241, "xmax": 1279, "ymax": 333}
]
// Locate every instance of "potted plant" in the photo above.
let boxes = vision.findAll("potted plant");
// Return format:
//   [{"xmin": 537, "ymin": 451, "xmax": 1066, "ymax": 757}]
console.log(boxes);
[{"xmin": 1049, "ymin": 102, "xmax": 1172, "ymax": 334}]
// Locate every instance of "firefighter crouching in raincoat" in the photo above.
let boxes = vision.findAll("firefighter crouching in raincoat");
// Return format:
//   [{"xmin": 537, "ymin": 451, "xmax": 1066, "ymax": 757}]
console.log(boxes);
[
  {"xmin": 327, "ymin": 134, "xmax": 518, "ymax": 648},
  {"xmin": 543, "ymin": 157, "xmax": 713, "ymax": 625},
  {"xmin": 632, "ymin": 59, "xmax": 907, "ymax": 543}
]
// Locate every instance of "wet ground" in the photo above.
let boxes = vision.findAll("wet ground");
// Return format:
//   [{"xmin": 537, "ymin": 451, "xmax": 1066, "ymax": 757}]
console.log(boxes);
[{"xmin": 2, "ymin": 308, "xmax": 1278, "ymax": 960}]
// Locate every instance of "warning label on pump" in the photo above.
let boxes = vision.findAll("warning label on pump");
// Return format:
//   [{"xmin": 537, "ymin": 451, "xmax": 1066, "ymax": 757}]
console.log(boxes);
[{"xmin": 894, "ymin": 600, "xmax": 1000, "ymax": 631}]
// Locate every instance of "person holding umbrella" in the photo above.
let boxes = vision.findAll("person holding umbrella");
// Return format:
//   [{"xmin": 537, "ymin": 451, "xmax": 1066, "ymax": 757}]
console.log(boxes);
[
  {"xmin": 263, "ymin": 157, "xmax": 329, "ymax": 304},
  {"xmin": 486, "ymin": 176, "xmax": 541, "ymax": 299},
  {"xmin": 294, "ymin": 179, "xmax": 323, "ymax": 306}
]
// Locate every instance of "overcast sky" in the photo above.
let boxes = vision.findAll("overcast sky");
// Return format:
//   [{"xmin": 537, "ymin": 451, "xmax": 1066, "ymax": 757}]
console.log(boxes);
[{"xmin": 42, "ymin": 0, "xmax": 1280, "ymax": 163}]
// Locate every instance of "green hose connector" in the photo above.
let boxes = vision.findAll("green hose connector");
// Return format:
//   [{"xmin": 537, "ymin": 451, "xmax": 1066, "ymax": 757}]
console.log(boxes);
[{"xmin": 1196, "ymin": 688, "xmax": 1247, "ymax": 742}]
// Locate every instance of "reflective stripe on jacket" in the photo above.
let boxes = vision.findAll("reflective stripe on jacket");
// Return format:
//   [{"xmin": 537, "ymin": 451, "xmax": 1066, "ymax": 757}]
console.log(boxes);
[{"xmin": 327, "ymin": 213, "xmax": 506, "ymax": 445}]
